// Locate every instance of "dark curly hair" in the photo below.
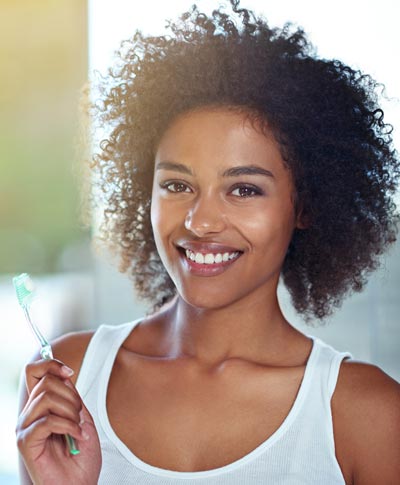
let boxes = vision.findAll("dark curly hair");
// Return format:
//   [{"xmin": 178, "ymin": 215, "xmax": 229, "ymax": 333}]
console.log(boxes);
[{"xmin": 91, "ymin": 0, "xmax": 400, "ymax": 320}]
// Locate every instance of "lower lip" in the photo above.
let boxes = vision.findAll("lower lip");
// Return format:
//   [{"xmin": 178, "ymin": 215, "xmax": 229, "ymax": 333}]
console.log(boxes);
[{"xmin": 180, "ymin": 252, "xmax": 242, "ymax": 276}]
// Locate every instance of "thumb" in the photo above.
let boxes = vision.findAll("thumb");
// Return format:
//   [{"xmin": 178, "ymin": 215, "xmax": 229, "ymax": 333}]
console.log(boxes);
[
  {"xmin": 79, "ymin": 400, "xmax": 98, "ymax": 441},
  {"xmin": 64, "ymin": 380, "xmax": 97, "ymax": 434},
  {"xmin": 77, "ymin": 401, "xmax": 101, "ymax": 455},
  {"xmin": 79, "ymin": 399, "xmax": 95, "ymax": 426}
]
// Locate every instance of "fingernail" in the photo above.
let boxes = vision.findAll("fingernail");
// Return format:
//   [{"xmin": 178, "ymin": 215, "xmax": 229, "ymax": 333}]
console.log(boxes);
[
  {"xmin": 61, "ymin": 365, "xmax": 74, "ymax": 376},
  {"xmin": 82, "ymin": 430, "xmax": 89, "ymax": 440}
]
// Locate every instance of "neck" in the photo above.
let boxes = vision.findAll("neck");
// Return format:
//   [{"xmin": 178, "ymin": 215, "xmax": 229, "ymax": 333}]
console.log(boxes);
[{"xmin": 162, "ymin": 289, "xmax": 298, "ymax": 367}]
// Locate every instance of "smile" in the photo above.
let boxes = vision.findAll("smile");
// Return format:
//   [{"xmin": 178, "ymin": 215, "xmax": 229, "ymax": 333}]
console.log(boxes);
[
  {"xmin": 185, "ymin": 249, "xmax": 241, "ymax": 265},
  {"xmin": 177, "ymin": 246, "xmax": 243, "ymax": 277}
]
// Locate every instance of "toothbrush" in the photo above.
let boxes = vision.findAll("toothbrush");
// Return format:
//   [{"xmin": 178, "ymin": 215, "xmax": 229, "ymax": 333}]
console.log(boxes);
[{"xmin": 13, "ymin": 273, "xmax": 80, "ymax": 456}]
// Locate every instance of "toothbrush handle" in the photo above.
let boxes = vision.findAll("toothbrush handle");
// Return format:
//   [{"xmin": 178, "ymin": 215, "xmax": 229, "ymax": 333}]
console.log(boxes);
[
  {"xmin": 65, "ymin": 434, "xmax": 80, "ymax": 455},
  {"xmin": 24, "ymin": 307, "xmax": 49, "ymax": 349},
  {"xmin": 40, "ymin": 344, "xmax": 54, "ymax": 361}
]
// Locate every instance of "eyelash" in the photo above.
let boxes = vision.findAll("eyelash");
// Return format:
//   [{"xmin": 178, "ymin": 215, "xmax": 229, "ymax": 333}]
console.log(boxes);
[
  {"xmin": 230, "ymin": 184, "xmax": 264, "ymax": 198},
  {"xmin": 160, "ymin": 181, "xmax": 191, "ymax": 193},
  {"xmin": 159, "ymin": 181, "xmax": 264, "ymax": 198}
]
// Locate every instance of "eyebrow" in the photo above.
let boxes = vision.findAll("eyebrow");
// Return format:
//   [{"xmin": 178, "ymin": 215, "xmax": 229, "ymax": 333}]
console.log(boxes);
[
  {"xmin": 156, "ymin": 161, "xmax": 193, "ymax": 175},
  {"xmin": 222, "ymin": 165, "xmax": 274, "ymax": 178},
  {"xmin": 156, "ymin": 161, "xmax": 274, "ymax": 178}
]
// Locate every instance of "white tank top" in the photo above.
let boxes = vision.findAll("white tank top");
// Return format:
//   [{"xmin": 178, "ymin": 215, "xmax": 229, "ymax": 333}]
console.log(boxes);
[{"xmin": 76, "ymin": 319, "xmax": 351, "ymax": 484}]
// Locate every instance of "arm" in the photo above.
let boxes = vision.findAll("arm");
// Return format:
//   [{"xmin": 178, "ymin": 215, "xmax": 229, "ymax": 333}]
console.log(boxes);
[{"xmin": 332, "ymin": 361, "xmax": 400, "ymax": 485}]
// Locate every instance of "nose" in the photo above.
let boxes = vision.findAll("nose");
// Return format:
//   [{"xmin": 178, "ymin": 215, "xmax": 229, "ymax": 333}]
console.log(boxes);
[{"xmin": 184, "ymin": 195, "xmax": 227, "ymax": 237}]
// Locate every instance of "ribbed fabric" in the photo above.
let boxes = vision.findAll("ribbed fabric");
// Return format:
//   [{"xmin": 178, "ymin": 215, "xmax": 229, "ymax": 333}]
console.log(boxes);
[{"xmin": 76, "ymin": 320, "xmax": 351, "ymax": 484}]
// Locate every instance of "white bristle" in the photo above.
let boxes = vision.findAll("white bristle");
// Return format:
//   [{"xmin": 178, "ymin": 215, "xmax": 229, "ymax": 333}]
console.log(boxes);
[{"xmin": 24, "ymin": 276, "xmax": 35, "ymax": 292}]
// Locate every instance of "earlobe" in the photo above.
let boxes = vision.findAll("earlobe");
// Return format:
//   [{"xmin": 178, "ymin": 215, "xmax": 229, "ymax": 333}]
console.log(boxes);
[
  {"xmin": 296, "ymin": 217, "xmax": 310, "ymax": 230},
  {"xmin": 295, "ymin": 207, "xmax": 311, "ymax": 230}
]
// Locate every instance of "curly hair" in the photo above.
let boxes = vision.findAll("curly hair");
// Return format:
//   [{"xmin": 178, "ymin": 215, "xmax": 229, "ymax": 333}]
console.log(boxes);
[{"xmin": 91, "ymin": 0, "xmax": 400, "ymax": 320}]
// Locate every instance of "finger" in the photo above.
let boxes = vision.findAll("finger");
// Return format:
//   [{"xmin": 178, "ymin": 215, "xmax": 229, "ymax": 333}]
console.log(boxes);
[
  {"xmin": 17, "ymin": 415, "xmax": 86, "ymax": 454},
  {"xmin": 79, "ymin": 399, "xmax": 96, "ymax": 426},
  {"xmin": 25, "ymin": 359, "xmax": 75, "ymax": 394},
  {"xmin": 77, "ymin": 401, "xmax": 100, "ymax": 453},
  {"xmin": 19, "ymin": 391, "xmax": 82, "ymax": 430},
  {"xmin": 28, "ymin": 374, "xmax": 82, "ymax": 410},
  {"xmin": 78, "ymin": 400, "xmax": 98, "ymax": 439},
  {"xmin": 21, "ymin": 375, "xmax": 81, "ymax": 419}
]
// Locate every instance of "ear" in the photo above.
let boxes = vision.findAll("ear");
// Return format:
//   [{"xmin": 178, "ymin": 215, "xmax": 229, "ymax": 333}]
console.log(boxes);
[{"xmin": 295, "ymin": 205, "xmax": 311, "ymax": 230}]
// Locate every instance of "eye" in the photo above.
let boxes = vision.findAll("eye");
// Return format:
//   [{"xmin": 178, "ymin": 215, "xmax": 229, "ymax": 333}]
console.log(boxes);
[
  {"xmin": 230, "ymin": 184, "xmax": 264, "ymax": 198},
  {"xmin": 160, "ymin": 181, "xmax": 192, "ymax": 193}
]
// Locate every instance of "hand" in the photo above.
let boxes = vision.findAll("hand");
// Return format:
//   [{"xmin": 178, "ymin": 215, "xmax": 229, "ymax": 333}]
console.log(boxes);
[{"xmin": 16, "ymin": 359, "xmax": 101, "ymax": 485}]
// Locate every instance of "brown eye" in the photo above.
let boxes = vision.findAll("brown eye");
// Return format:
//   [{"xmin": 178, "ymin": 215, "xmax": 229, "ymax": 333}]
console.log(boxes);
[
  {"xmin": 230, "ymin": 184, "xmax": 263, "ymax": 198},
  {"xmin": 160, "ymin": 181, "xmax": 191, "ymax": 193}
]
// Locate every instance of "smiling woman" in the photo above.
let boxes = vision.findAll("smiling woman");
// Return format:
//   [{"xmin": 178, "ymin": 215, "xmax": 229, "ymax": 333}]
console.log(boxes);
[{"xmin": 16, "ymin": 1, "xmax": 400, "ymax": 484}]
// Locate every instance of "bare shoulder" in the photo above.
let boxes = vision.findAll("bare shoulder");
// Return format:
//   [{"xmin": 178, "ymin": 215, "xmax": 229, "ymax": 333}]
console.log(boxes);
[
  {"xmin": 334, "ymin": 359, "xmax": 400, "ymax": 405},
  {"xmin": 332, "ymin": 360, "xmax": 400, "ymax": 485},
  {"xmin": 50, "ymin": 330, "xmax": 95, "ymax": 385}
]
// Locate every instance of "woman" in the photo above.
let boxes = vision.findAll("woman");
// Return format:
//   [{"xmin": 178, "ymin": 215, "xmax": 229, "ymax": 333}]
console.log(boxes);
[{"xmin": 16, "ymin": 1, "xmax": 400, "ymax": 484}]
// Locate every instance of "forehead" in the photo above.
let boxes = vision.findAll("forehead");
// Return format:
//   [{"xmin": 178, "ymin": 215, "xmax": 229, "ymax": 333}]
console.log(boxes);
[{"xmin": 155, "ymin": 107, "xmax": 285, "ymax": 172}]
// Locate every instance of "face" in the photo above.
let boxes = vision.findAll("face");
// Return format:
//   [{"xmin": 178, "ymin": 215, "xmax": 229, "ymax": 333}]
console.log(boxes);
[{"xmin": 151, "ymin": 107, "xmax": 302, "ymax": 310}]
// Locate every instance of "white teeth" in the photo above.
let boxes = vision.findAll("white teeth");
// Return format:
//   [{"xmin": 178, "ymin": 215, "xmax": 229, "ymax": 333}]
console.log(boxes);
[
  {"xmin": 184, "ymin": 249, "xmax": 240, "ymax": 265},
  {"xmin": 195, "ymin": 253, "xmax": 204, "ymax": 264},
  {"xmin": 204, "ymin": 253, "xmax": 214, "ymax": 264}
]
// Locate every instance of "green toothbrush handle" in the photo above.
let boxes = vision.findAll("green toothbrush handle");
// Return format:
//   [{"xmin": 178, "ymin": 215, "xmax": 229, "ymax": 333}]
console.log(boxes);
[{"xmin": 65, "ymin": 434, "xmax": 80, "ymax": 455}]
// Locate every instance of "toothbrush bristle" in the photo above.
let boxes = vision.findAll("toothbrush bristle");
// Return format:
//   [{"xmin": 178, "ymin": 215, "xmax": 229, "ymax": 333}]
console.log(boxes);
[{"xmin": 13, "ymin": 273, "xmax": 36, "ymax": 307}]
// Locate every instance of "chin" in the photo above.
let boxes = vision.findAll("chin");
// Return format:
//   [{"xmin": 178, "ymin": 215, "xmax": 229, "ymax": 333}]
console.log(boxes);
[{"xmin": 176, "ymin": 285, "xmax": 245, "ymax": 311}]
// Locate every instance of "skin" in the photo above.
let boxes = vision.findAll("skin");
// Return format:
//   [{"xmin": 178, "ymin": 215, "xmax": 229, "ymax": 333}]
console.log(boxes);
[{"xmin": 17, "ymin": 108, "xmax": 400, "ymax": 484}]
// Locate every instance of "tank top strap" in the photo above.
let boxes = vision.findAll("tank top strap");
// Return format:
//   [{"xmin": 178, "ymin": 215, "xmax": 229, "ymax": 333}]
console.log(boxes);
[
  {"xmin": 308, "ymin": 337, "xmax": 352, "ymax": 400},
  {"xmin": 76, "ymin": 319, "xmax": 142, "ymax": 398}
]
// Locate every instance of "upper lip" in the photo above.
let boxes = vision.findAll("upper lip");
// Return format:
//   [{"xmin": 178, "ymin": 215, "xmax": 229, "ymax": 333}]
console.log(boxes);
[{"xmin": 175, "ymin": 241, "xmax": 243, "ymax": 254}]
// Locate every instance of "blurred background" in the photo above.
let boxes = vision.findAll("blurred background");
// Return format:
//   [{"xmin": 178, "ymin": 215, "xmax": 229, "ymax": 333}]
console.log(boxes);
[{"xmin": 1, "ymin": 0, "xmax": 399, "ymax": 482}]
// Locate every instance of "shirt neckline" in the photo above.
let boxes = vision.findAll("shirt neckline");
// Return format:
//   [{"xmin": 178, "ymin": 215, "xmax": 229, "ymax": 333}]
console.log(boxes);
[{"xmin": 97, "ymin": 320, "xmax": 319, "ymax": 479}]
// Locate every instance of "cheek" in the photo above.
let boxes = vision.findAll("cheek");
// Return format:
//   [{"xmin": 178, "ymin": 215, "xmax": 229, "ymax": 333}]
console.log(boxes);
[
  {"xmin": 150, "ymin": 197, "xmax": 165, "ymax": 250},
  {"xmin": 233, "ymin": 204, "xmax": 296, "ymax": 249},
  {"xmin": 150, "ymin": 183, "xmax": 165, "ymax": 233},
  {"xmin": 150, "ymin": 197, "xmax": 159, "ymax": 233},
  {"xmin": 150, "ymin": 194, "xmax": 182, "ymax": 250}
]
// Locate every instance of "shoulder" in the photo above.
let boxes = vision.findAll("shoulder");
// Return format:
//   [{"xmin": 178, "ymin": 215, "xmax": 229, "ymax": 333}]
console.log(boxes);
[
  {"xmin": 332, "ymin": 360, "xmax": 400, "ymax": 485},
  {"xmin": 18, "ymin": 329, "xmax": 95, "ymax": 418},
  {"xmin": 51, "ymin": 330, "xmax": 95, "ymax": 385},
  {"xmin": 333, "ymin": 360, "xmax": 400, "ymax": 417}
]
